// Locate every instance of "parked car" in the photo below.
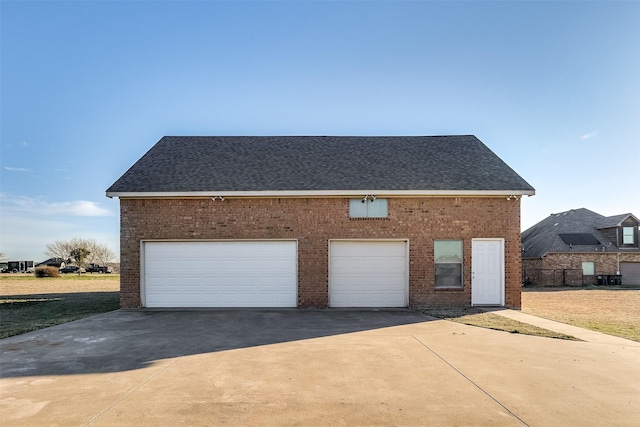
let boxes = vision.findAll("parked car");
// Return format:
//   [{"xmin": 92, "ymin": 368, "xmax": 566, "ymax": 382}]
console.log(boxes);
[
  {"xmin": 59, "ymin": 266, "xmax": 85, "ymax": 274},
  {"xmin": 85, "ymin": 263, "xmax": 112, "ymax": 273}
]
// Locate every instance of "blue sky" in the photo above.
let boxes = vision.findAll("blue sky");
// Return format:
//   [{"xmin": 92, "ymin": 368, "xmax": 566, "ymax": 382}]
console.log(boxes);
[{"xmin": 1, "ymin": 0, "xmax": 639, "ymax": 261}]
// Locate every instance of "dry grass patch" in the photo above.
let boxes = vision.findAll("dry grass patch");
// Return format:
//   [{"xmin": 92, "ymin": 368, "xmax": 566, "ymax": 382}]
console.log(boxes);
[
  {"xmin": 0, "ymin": 275, "xmax": 119, "ymax": 295},
  {"xmin": 523, "ymin": 287, "xmax": 640, "ymax": 342},
  {"xmin": 0, "ymin": 275, "xmax": 120, "ymax": 339},
  {"xmin": 419, "ymin": 307, "xmax": 578, "ymax": 340}
]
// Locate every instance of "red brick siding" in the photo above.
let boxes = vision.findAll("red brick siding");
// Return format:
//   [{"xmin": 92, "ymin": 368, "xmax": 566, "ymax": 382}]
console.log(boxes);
[
  {"xmin": 522, "ymin": 252, "xmax": 640, "ymax": 286},
  {"xmin": 120, "ymin": 197, "xmax": 522, "ymax": 308}
]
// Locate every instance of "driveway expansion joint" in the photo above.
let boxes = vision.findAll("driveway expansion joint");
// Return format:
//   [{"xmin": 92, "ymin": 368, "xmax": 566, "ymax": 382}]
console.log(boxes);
[
  {"xmin": 83, "ymin": 311, "xmax": 245, "ymax": 426},
  {"xmin": 82, "ymin": 357, "xmax": 181, "ymax": 427},
  {"xmin": 411, "ymin": 335, "xmax": 530, "ymax": 427}
]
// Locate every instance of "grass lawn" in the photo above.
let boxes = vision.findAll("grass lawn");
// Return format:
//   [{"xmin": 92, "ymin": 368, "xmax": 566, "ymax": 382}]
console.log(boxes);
[
  {"xmin": 422, "ymin": 287, "xmax": 640, "ymax": 342},
  {"xmin": 522, "ymin": 286, "xmax": 640, "ymax": 342},
  {"xmin": 419, "ymin": 307, "xmax": 579, "ymax": 340},
  {"xmin": 0, "ymin": 275, "xmax": 120, "ymax": 339}
]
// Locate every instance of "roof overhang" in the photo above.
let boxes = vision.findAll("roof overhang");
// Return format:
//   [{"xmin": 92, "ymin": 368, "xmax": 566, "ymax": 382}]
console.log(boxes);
[{"xmin": 107, "ymin": 189, "xmax": 536, "ymax": 199}]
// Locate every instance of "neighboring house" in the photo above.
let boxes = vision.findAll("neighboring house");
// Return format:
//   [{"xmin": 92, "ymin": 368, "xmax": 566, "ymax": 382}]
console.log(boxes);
[
  {"xmin": 36, "ymin": 258, "xmax": 66, "ymax": 269},
  {"xmin": 521, "ymin": 208, "xmax": 640, "ymax": 286},
  {"xmin": 106, "ymin": 135, "xmax": 535, "ymax": 309}
]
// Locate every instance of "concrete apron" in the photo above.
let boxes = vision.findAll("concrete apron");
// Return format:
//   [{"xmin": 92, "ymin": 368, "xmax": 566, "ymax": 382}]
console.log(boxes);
[{"xmin": 1, "ymin": 309, "xmax": 639, "ymax": 426}]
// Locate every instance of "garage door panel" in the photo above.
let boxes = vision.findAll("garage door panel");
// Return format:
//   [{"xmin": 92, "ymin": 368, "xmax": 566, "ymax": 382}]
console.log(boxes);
[
  {"xmin": 143, "ymin": 241, "xmax": 297, "ymax": 307},
  {"xmin": 332, "ymin": 274, "xmax": 405, "ymax": 287},
  {"xmin": 330, "ymin": 291, "xmax": 405, "ymax": 307},
  {"xmin": 330, "ymin": 241, "xmax": 408, "ymax": 307},
  {"xmin": 620, "ymin": 262, "xmax": 640, "ymax": 285},
  {"xmin": 331, "ymin": 242, "xmax": 405, "ymax": 257},
  {"xmin": 332, "ymin": 258, "xmax": 406, "ymax": 272}
]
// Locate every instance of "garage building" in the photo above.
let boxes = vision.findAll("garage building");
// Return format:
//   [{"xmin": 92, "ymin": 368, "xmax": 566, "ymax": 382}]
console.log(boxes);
[{"xmin": 107, "ymin": 135, "xmax": 535, "ymax": 308}]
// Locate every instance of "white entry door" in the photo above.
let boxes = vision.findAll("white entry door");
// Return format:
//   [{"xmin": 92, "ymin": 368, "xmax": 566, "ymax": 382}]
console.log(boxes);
[
  {"xmin": 329, "ymin": 240, "xmax": 408, "ymax": 307},
  {"xmin": 471, "ymin": 239, "xmax": 504, "ymax": 306}
]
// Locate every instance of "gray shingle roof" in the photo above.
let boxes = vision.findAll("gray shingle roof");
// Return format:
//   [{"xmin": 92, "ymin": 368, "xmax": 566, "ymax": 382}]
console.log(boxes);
[
  {"xmin": 106, "ymin": 135, "xmax": 535, "ymax": 195},
  {"xmin": 521, "ymin": 208, "xmax": 640, "ymax": 258},
  {"xmin": 596, "ymin": 213, "xmax": 636, "ymax": 229}
]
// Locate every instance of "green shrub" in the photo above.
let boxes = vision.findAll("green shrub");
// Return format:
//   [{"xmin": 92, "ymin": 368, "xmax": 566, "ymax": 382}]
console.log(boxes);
[{"xmin": 34, "ymin": 266, "xmax": 60, "ymax": 278}]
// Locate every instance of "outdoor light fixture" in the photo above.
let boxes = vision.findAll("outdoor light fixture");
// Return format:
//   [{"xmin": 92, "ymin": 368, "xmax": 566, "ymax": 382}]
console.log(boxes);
[
  {"xmin": 211, "ymin": 196, "xmax": 226, "ymax": 201},
  {"xmin": 362, "ymin": 195, "xmax": 377, "ymax": 203}
]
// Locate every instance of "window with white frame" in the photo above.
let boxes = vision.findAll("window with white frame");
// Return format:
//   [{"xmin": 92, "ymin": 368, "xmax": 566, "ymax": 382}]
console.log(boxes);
[
  {"xmin": 622, "ymin": 227, "xmax": 635, "ymax": 244},
  {"xmin": 434, "ymin": 240, "xmax": 463, "ymax": 288},
  {"xmin": 349, "ymin": 198, "xmax": 388, "ymax": 218},
  {"xmin": 582, "ymin": 261, "xmax": 595, "ymax": 276}
]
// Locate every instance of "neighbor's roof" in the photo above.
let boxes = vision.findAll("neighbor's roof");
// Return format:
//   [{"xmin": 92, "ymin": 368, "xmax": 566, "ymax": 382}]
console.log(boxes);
[
  {"xmin": 521, "ymin": 208, "xmax": 640, "ymax": 258},
  {"xmin": 35, "ymin": 258, "xmax": 66, "ymax": 267},
  {"xmin": 596, "ymin": 213, "xmax": 638, "ymax": 229},
  {"xmin": 106, "ymin": 135, "xmax": 535, "ymax": 197}
]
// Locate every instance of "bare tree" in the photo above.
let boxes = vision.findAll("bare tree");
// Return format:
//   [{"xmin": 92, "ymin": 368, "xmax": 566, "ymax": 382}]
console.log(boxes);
[
  {"xmin": 44, "ymin": 240, "xmax": 72, "ymax": 260},
  {"xmin": 45, "ymin": 238, "xmax": 117, "ymax": 265},
  {"xmin": 84, "ymin": 239, "xmax": 117, "ymax": 265}
]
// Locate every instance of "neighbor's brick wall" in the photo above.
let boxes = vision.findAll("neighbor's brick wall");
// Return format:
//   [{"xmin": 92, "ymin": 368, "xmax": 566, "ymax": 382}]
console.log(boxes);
[
  {"xmin": 119, "ymin": 197, "xmax": 523, "ymax": 309},
  {"xmin": 523, "ymin": 252, "xmax": 640, "ymax": 286}
]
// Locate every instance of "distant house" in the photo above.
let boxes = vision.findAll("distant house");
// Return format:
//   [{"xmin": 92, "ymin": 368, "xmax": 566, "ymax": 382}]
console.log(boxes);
[
  {"xmin": 521, "ymin": 208, "xmax": 640, "ymax": 286},
  {"xmin": 36, "ymin": 258, "xmax": 66, "ymax": 269},
  {"xmin": 107, "ymin": 135, "xmax": 535, "ymax": 309}
]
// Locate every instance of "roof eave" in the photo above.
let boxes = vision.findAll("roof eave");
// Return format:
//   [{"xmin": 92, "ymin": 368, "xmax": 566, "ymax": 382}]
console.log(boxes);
[{"xmin": 106, "ymin": 189, "xmax": 536, "ymax": 199}]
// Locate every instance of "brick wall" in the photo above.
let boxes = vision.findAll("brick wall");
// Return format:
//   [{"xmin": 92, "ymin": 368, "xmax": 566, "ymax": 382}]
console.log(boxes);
[
  {"xmin": 120, "ymin": 197, "xmax": 523, "ymax": 309},
  {"xmin": 523, "ymin": 252, "xmax": 640, "ymax": 286}
]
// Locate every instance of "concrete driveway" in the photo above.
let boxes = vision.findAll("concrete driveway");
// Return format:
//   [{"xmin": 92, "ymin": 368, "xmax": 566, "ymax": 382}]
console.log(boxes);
[{"xmin": 1, "ymin": 309, "xmax": 639, "ymax": 426}]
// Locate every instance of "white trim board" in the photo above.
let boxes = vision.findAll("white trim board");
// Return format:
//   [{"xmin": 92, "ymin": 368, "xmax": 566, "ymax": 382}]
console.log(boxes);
[{"xmin": 108, "ymin": 189, "xmax": 535, "ymax": 198}]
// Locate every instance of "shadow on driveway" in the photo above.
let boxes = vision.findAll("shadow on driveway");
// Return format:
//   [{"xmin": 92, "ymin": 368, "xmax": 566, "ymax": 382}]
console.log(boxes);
[{"xmin": 0, "ymin": 309, "xmax": 435, "ymax": 378}]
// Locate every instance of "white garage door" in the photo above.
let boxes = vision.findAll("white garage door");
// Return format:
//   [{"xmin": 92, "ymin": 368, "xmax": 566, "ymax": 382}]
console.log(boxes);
[
  {"xmin": 143, "ymin": 241, "xmax": 297, "ymax": 308},
  {"xmin": 329, "ymin": 240, "xmax": 408, "ymax": 307},
  {"xmin": 620, "ymin": 262, "xmax": 640, "ymax": 285}
]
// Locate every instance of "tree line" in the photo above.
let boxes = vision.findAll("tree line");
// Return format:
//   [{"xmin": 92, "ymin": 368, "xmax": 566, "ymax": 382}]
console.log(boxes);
[{"xmin": 45, "ymin": 238, "xmax": 117, "ymax": 267}]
